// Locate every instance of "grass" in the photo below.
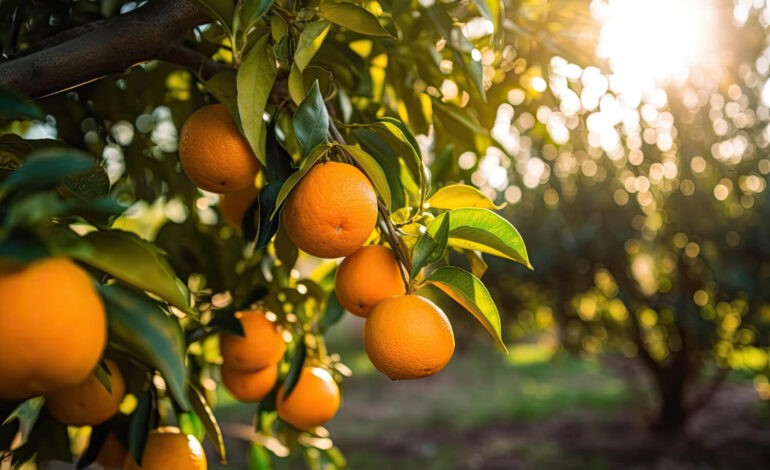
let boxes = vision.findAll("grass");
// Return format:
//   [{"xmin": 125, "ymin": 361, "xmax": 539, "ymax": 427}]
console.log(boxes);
[{"xmin": 210, "ymin": 317, "xmax": 633, "ymax": 469}]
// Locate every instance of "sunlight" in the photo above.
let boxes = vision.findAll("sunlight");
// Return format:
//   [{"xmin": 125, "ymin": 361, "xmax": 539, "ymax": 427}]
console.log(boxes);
[{"xmin": 594, "ymin": 0, "xmax": 716, "ymax": 92}]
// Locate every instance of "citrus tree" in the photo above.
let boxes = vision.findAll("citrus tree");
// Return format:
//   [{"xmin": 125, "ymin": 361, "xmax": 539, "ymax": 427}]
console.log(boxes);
[{"xmin": 0, "ymin": 0, "xmax": 533, "ymax": 468}]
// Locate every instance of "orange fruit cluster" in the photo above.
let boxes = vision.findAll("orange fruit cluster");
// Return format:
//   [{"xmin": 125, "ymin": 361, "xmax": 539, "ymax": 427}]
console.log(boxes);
[
  {"xmin": 0, "ymin": 257, "xmax": 107, "ymax": 400},
  {"xmin": 219, "ymin": 309, "xmax": 285, "ymax": 402},
  {"xmin": 282, "ymin": 161, "xmax": 378, "ymax": 258},
  {"xmin": 333, "ymin": 244, "xmax": 455, "ymax": 380}
]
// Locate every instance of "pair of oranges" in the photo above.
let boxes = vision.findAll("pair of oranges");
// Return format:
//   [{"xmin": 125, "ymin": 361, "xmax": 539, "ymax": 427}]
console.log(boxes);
[
  {"xmin": 219, "ymin": 310, "xmax": 340, "ymax": 431},
  {"xmin": 0, "ymin": 258, "xmax": 125, "ymax": 426}
]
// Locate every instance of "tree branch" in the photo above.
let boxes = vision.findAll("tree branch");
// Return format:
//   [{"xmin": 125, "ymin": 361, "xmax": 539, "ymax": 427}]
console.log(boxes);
[
  {"xmin": 163, "ymin": 44, "xmax": 233, "ymax": 80},
  {"xmin": 0, "ymin": 0, "xmax": 208, "ymax": 98}
]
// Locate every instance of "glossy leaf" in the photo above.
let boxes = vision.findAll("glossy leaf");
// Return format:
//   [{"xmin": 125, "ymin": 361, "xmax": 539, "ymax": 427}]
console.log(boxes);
[
  {"xmin": 428, "ymin": 208, "xmax": 532, "ymax": 269},
  {"xmin": 99, "ymin": 284, "xmax": 191, "ymax": 410},
  {"xmin": 318, "ymin": 1, "xmax": 393, "ymax": 38},
  {"xmin": 203, "ymin": 70, "xmax": 239, "ymax": 124},
  {"xmin": 255, "ymin": 181, "xmax": 282, "ymax": 249},
  {"xmin": 463, "ymin": 249, "xmax": 488, "ymax": 279},
  {"xmin": 293, "ymin": 81, "xmax": 329, "ymax": 156},
  {"xmin": 294, "ymin": 21, "xmax": 331, "ymax": 71},
  {"xmin": 127, "ymin": 389, "xmax": 153, "ymax": 466},
  {"xmin": 411, "ymin": 212, "xmax": 450, "ymax": 279},
  {"xmin": 320, "ymin": 289, "xmax": 345, "ymax": 332},
  {"xmin": 239, "ymin": 0, "xmax": 273, "ymax": 34},
  {"xmin": 339, "ymin": 144, "xmax": 392, "ymax": 210},
  {"xmin": 188, "ymin": 384, "xmax": 226, "ymax": 463},
  {"xmin": 428, "ymin": 184, "xmax": 505, "ymax": 210},
  {"xmin": 0, "ymin": 88, "xmax": 43, "ymax": 120},
  {"xmin": 353, "ymin": 127, "xmax": 406, "ymax": 209},
  {"xmin": 67, "ymin": 230, "xmax": 193, "ymax": 315},
  {"xmin": 63, "ymin": 166, "xmax": 111, "ymax": 200},
  {"xmin": 237, "ymin": 33, "xmax": 277, "ymax": 167},
  {"xmin": 270, "ymin": 144, "xmax": 330, "ymax": 218},
  {"xmin": 188, "ymin": 0, "xmax": 234, "ymax": 34},
  {"xmin": 281, "ymin": 339, "xmax": 307, "ymax": 400},
  {"xmin": 1, "ymin": 148, "xmax": 94, "ymax": 196},
  {"xmin": 423, "ymin": 266, "xmax": 506, "ymax": 351}
]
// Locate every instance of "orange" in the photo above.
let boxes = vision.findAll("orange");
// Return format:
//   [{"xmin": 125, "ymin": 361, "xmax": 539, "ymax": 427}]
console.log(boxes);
[
  {"xmin": 276, "ymin": 367, "xmax": 340, "ymax": 431},
  {"xmin": 124, "ymin": 427, "xmax": 206, "ymax": 470},
  {"xmin": 221, "ymin": 363, "xmax": 278, "ymax": 402},
  {"xmin": 363, "ymin": 295, "xmax": 454, "ymax": 380},
  {"xmin": 219, "ymin": 309, "xmax": 286, "ymax": 372},
  {"xmin": 44, "ymin": 359, "xmax": 125, "ymax": 426},
  {"xmin": 334, "ymin": 245, "xmax": 406, "ymax": 317},
  {"xmin": 219, "ymin": 183, "xmax": 258, "ymax": 229},
  {"xmin": 95, "ymin": 433, "xmax": 127, "ymax": 469},
  {"xmin": 281, "ymin": 161, "xmax": 377, "ymax": 258},
  {"xmin": 0, "ymin": 257, "xmax": 107, "ymax": 400},
  {"xmin": 178, "ymin": 103, "xmax": 261, "ymax": 193}
]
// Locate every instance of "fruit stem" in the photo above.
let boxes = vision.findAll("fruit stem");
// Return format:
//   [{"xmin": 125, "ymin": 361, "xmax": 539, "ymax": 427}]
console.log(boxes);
[{"xmin": 326, "ymin": 111, "xmax": 413, "ymax": 294}]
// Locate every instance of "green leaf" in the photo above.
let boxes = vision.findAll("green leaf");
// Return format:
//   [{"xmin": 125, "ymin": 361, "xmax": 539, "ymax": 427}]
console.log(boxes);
[
  {"xmin": 265, "ymin": 118, "xmax": 295, "ymax": 183},
  {"xmin": 282, "ymin": 339, "xmax": 307, "ymax": 400},
  {"xmin": 188, "ymin": 384, "xmax": 226, "ymax": 463},
  {"xmin": 270, "ymin": 144, "xmax": 330, "ymax": 218},
  {"xmin": 428, "ymin": 184, "xmax": 504, "ymax": 210},
  {"xmin": 237, "ymin": 33, "xmax": 277, "ymax": 167},
  {"xmin": 66, "ymin": 230, "xmax": 193, "ymax": 315},
  {"xmin": 239, "ymin": 0, "xmax": 273, "ymax": 34},
  {"xmin": 1, "ymin": 148, "xmax": 94, "ymax": 196},
  {"xmin": 188, "ymin": 0, "xmax": 234, "ymax": 35},
  {"xmin": 63, "ymin": 166, "xmax": 110, "ymax": 200},
  {"xmin": 320, "ymin": 290, "xmax": 345, "ymax": 333},
  {"xmin": 293, "ymin": 81, "xmax": 329, "ymax": 156},
  {"xmin": 127, "ymin": 389, "xmax": 153, "ymax": 466},
  {"xmin": 339, "ymin": 144, "xmax": 391, "ymax": 210},
  {"xmin": 0, "ymin": 88, "xmax": 43, "ymax": 120},
  {"xmin": 463, "ymin": 249, "xmax": 488, "ymax": 279},
  {"xmin": 318, "ymin": 1, "xmax": 393, "ymax": 38},
  {"xmin": 248, "ymin": 442, "xmax": 274, "ymax": 470},
  {"xmin": 411, "ymin": 212, "xmax": 450, "ymax": 278},
  {"xmin": 294, "ymin": 21, "xmax": 331, "ymax": 72},
  {"xmin": 422, "ymin": 266, "xmax": 506, "ymax": 352},
  {"xmin": 203, "ymin": 70, "xmax": 239, "ymax": 125},
  {"xmin": 353, "ymin": 128, "xmax": 406, "ymax": 209},
  {"xmin": 99, "ymin": 284, "xmax": 191, "ymax": 410},
  {"xmin": 428, "ymin": 208, "xmax": 532, "ymax": 269},
  {"xmin": 255, "ymin": 181, "xmax": 282, "ymax": 249}
]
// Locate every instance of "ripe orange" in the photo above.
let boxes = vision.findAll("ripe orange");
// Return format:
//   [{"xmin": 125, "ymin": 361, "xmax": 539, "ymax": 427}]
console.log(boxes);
[
  {"xmin": 281, "ymin": 161, "xmax": 377, "ymax": 258},
  {"xmin": 95, "ymin": 433, "xmax": 127, "ymax": 469},
  {"xmin": 178, "ymin": 103, "xmax": 261, "ymax": 193},
  {"xmin": 219, "ymin": 309, "xmax": 286, "ymax": 372},
  {"xmin": 363, "ymin": 295, "xmax": 455, "ymax": 380},
  {"xmin": 221, "ymin": 363, "xmax": 278, "ymax": 402},
  {"xmin": 0, "ymin": 257, "xmax": 106, "ymax": 400},
  {"xmin": 219, "ymin": 183, "xmax": 258, "ymax": 229},
  {"xmin": 124, "ymin": 427, "xmax": 206, "ymax": 470},
  {"xmin": 44, "ymin": 359, "xmax": 126, "ymax": 426},
  {"xmin": 276, "ymin": 367, "xmax": 340, "ymax": 431},
  {"xmin": 334, "ymin": 245, "xmax": 406, "ymax": 317}
]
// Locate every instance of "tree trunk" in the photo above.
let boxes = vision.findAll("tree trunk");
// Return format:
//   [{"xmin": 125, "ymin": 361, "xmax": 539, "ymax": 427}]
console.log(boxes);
[{"xmin": 651, "ymin": 366, "xmax": 689, "ymax": 435}]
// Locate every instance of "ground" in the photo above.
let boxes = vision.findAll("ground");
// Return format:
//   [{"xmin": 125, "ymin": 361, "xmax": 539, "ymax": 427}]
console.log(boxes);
[{"xmin": 210, "ymin": 318, "xmax": 770, "ymax": 469}]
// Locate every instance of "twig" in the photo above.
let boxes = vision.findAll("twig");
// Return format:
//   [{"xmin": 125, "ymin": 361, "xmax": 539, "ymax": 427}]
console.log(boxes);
[{"xmin": 326, "ymin": 111, "xmax": 413, "ymax": 294}]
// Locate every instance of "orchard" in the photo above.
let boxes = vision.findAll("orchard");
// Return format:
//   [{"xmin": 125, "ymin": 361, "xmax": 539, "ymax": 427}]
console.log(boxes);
[{"xmin": 1, "ymin": 0, "xmax": 770, "ymax": 469}]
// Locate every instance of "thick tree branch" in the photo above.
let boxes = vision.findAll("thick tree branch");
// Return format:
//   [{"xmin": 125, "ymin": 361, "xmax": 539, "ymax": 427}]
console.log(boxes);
[
  {"xmin": 0, "ymin": 0, "xmax": 208, "ymax": 98},
  {"xmin": 163, "ymin": 44, "xmax": 233, "ymax": 80}
]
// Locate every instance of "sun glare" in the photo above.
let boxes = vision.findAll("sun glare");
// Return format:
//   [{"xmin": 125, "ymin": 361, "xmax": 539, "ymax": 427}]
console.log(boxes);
[{"xmin": 594, "ymin": 0, "xmax": 715, "ymax": 92}]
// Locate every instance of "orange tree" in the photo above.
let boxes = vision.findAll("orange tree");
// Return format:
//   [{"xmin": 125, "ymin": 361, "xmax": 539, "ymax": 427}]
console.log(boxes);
[{"xmin": 0, "ymin": 0, "xmax": 534, "ymax": 468}]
